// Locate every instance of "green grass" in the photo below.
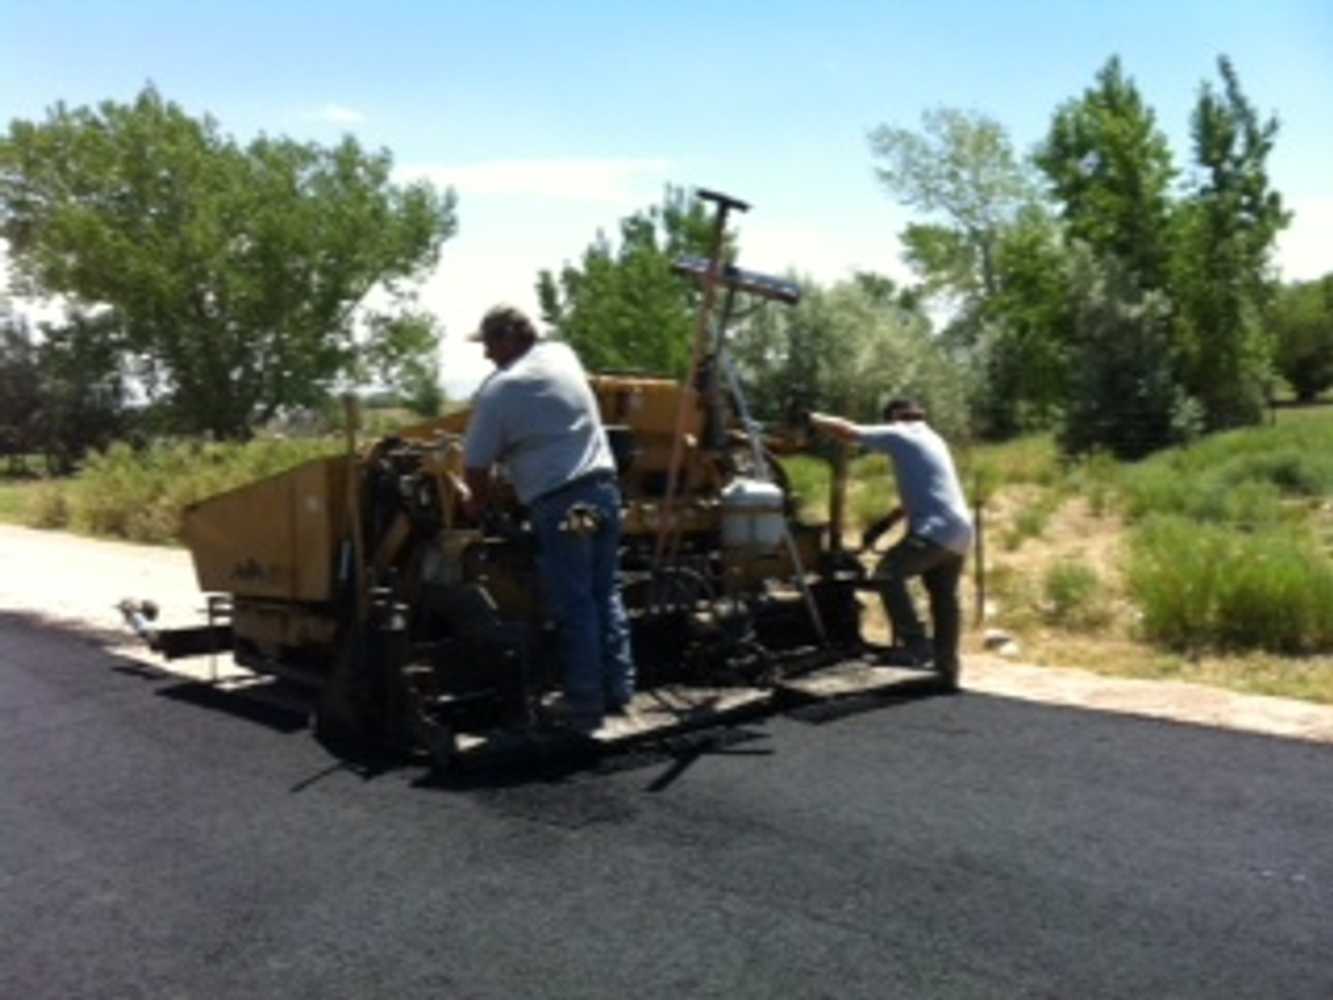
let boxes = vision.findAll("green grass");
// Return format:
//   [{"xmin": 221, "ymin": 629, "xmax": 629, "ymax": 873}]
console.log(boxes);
[
  {"xmin": 984, "ymin": 562, "xmax": 1039, "ymax": 629},
  {"xmin": 779, "ymin": 452, "xmax": 901, "ymax": 531},
  {"xmin": 1063, "ymin": 450, "xmax": 1122, "ymax": 516},
  {"xmin": 781, "ymin": 454, "xmax": 831, "ymax": 521},
  {"xmin": 848, "ymin": 453, "xmax": 897, "ymax": 528},
  {"xmin": 967, "ymin": 409, "xmax": 1333, "ymax": 691},
  {"xmin": 0, "ymin": 479, "xmax": 48, "ymax": 524},
  {"xmin": 960, "ymin": 433, "xmax": 1062, "ymax": 501},
  {"xmin": 1121, "ymin": 417, "xmax": 1333, "ymax": 523},
  {"xmin": 1111, "ymin": 414, "xmax": 1333, "ymax": 655},
  {"xmin": 1001, "ymin": 489, "xmax": 1064, "ymax": 550}
]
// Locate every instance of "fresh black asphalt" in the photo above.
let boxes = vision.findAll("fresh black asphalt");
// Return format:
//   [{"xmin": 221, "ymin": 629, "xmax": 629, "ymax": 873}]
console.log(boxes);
[{"xmin": 2, "ymin": 611, "xmax": 1331, "ymax": 999}]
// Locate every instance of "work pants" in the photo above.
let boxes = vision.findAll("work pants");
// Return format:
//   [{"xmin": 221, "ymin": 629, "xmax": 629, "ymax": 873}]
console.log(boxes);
[
  {"xmin": 530, "ymin": 475, "xmax": 636, "ymax": 720},
  {"xmin": 876, "ymin": 533, "xmax": 965, "ymax": 672}
]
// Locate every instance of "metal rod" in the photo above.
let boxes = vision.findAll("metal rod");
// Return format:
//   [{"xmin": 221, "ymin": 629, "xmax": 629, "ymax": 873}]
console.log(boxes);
[
  {"xmin": 974, "ymin": 502, "xmax": 986, "ymax": 627},
  {"xmin": 653, "ymin": 191, "xmax": 744, "ymax": 571},
  {"xmin": 830, "ymin": 442, "xmax": 848, "ymax": 556},
  {"xmin": 718, "ymin": 352, "xmax": 827, "ymax": 646}
]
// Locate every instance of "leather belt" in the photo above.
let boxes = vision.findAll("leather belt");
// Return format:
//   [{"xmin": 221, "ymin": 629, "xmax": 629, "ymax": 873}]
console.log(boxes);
[{"xmin": 530, "ymin": 470, "xmax": 617, "ymax": 507}]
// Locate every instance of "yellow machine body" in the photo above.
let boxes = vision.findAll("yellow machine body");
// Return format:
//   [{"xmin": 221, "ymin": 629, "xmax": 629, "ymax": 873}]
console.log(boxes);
[
  {"xmin": 167, "ymin": 369, "xmax": 858, "ymax": 761},
  {"xmin": 183, "ymin": 456, "xmax": 349, "ymax": 602}
]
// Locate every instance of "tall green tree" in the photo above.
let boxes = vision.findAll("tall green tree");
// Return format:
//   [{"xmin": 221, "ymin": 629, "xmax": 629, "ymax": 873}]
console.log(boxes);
[
  {"xmin": 0, "ymin": 313, "xmax": 42, "ymax": 466},
  {"xmin": 1059, "ymin": 247, "xmax": 1200, "ymax": 459},
  {"xmin": 1272, "ymin": 274, "xmax": 1333, "ymax": 402},
  {"xmin": 869, "ymin": 108, "xmax": 1039, "ymax": 311},
  {"xmin": 1038, "ymin": 55, "xmax": 1285, "ymax": 449},
  {"xmin": 729, "ymin": 277, "xmax": 968, "ymax": 440},
  {"xmin": 359, "ymin": 308, "xmax": 445, "ymax": 416},
  {"xmin": 869, "ymin": 108, "xmax": 1071, "ymax": 436},
  {"xmin": 1172, "ymin": 56, "xmax": 1289, "ymax": 428},
  {"xmin": 33, "ymin": 311, "xmax": 131, "ymax": 472},
  {"xmin": 1036, "ymin": 56, "xmax": 1177, "ymax": 290},
  {"xmin": 537, "ymin": 187, "xmax": 720, "ymax": 376},
  {"xmin": 0, "ymin": 310, "xmax": 129, "ymax": 472},
  {"xmin": 966, "ymin": 205, "xmax": 1074, "ymax": 436},
  {"xmin": 0, "ymin": 85, "xmax": 456, "ymax": 439}
]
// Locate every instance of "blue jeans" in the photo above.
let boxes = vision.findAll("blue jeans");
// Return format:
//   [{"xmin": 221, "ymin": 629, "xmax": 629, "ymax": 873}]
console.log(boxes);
[{"xmin": 529, "ymin": 475, "xmax": 636, "ymax": 716}]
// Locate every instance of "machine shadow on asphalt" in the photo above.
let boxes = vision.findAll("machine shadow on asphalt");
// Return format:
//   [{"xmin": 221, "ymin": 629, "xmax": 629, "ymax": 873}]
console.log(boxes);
[
  {"xmin": 6, "ymin": 608, "xmax": 946, "ymax": 794},
  {"xmin": 1, "ymin": 608, "xmax": 150, "ymax": 658},
  {"xmin": 413, "ymin": 683, "xmax": 954, "ymax": 793},
  {"xmin": 156, "ymin": 680, "xmax": 309, "ymax": 734}
]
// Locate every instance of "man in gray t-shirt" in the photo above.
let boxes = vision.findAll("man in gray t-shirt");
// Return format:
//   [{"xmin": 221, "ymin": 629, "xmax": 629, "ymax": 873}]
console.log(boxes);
[
  {"xmin": 462, "ymin": 305, "xmax": 635, "ymax": 731},
  {"xmin": 809, "ymin": 398, "xmax": 972, "ymax": 688}
]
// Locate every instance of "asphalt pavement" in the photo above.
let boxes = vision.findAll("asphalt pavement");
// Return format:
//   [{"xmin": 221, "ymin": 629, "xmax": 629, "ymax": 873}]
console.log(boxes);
[{"xmin": 2, "ymin": 611, "xmax": 1331, "ymax": 999}]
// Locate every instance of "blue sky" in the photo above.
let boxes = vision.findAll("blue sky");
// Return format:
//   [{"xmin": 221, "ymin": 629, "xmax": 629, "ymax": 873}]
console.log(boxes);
[{"xmin": 4, "ymin": 1, "xmax": 1331, "ymax": 397}]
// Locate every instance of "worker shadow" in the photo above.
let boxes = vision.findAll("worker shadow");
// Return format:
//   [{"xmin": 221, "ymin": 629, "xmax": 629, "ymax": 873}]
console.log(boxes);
[
  {"xmin": 0, "ymin": 608, "xmax": 266, "ymax": 712},
  {"xmin": 411, "ymin": 727, "xmax": 775, "ymax": 831},
  {"xmin": 781, "ymin": 678, "xmax": 957, "ymax": 726},
  {"xmin": 417, "ymin": 723, "xmax": 774, "ymax": 794},
  {"xmin": 480, "ymin": 680, "xmax": 947, "ymax": 797}
]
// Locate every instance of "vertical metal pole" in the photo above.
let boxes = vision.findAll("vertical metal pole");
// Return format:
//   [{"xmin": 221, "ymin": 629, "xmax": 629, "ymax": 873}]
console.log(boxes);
[
  {"xmin": 343, "ymin": 395, "xmax": 369, "ymax": 626},
  {"xmin": 208, "ymin": 595, "xmax": 218, "ymax": 685},
  {"xmin": 973, "ymin": 502, "xmax": 986, "ymax": 627},
  {"xmin": 829, "ymin": 442, "xmax": 848, "ymax": 556},
  {"xmin": 719, "ymin": 353, "xmax": 827, "ymax": 646},
  {"xmin": 653, "ymin": 191, "xmax": 747, "ymax": 571}
]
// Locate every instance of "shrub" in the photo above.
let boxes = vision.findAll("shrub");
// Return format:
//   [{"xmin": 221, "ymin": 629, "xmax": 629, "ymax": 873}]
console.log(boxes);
[
  {"xmin": 29, "ymin": 482, "xmax": 71, "ymax": 529},
  {"xmin": 1065, "ymin": 450, "xmax": 1121, "ymax": 516},
  {"xmin": 1128, "ymin": 515, "xmax": 1333, "ymax": 653},
  {"xmin": 1001, "ymin": 489, "xmax": 1063, "ymax": 550},
  {"xmin": 982, "ymin": 562, "xmax": 1039, "ymax": 629},
  {"xmin": 1213, "ymin": 448, "xmax": 1333, "ymax": 497},
  {"xmin": 1119, "ymin": 445, "xmax": 1317, "ymax": 529},
  {"xmin": 961, "ymin": 434, "xmax": 1060, "ymax": 492},
  {"xmin": 1042, "ymin": 560, "xmax": 1110, "ymax": 628},
  {"xmin": 64, "ymin": 437, "xmax": 343, "ymax": 544}
]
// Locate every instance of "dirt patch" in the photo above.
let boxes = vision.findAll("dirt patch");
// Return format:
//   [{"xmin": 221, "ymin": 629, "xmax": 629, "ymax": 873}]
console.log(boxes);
[{"xmin": 6, "ymin": 522, "xmax": 1333, "ymax": 745}]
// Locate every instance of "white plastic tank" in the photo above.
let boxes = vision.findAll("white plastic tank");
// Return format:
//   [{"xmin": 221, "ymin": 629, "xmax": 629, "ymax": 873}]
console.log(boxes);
[{"xmin": 720, "ymin": 477, "xmax": 785, "ymax": 552}]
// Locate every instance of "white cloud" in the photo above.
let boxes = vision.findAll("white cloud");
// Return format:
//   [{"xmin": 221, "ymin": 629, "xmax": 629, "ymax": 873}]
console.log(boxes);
[
  {"xmin": 0, "ymin": 240, "xmax": 70, "ymax": 324},
  {"xmin": 312, "ymin": 104, "xmax": 366, "ymax": 125},
  {"xmin": 419, "ymin": 204, "xmax": 916, "ymax": 402},
  {"xmin": 399, "ymin": 157, "xmax": 669, "ymax": 205},
  {"xmin": 389, "ymin": 160, "xmax": 673, "ymax": 397},
  {"xmin": 422, "ymin": 238, "xmax": 555, "ymax": 401},
  {"xmin": 1276, "ymin": 196, "xmax": 1333, "ymax": 282},
  {"xmin": 737, "ymin": 218, "xmax": 914, "ymax": 289}
]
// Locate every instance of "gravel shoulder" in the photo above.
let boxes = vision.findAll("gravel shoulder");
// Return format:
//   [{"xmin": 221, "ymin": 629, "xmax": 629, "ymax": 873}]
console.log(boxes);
[{"xmin": 6, "ymin": 522, "xmax": 1333, "ymax": 744}]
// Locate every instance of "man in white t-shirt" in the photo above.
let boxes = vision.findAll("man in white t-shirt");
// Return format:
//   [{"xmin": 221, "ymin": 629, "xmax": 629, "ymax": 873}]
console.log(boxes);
[
  {"xmin": 462, "ymin": 305, "xmax": 635, "ymax": 731},
  {"xmin": 809, "ymin": 398, "xmax": 972, "ymax": 689}
]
